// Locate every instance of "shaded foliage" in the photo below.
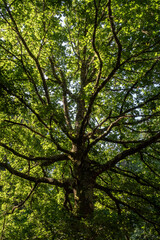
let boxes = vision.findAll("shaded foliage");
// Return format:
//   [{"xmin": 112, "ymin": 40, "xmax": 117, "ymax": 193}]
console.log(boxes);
[{"xmin": 0, "ymin": 0, "xmax": 160, "ymax": 239}]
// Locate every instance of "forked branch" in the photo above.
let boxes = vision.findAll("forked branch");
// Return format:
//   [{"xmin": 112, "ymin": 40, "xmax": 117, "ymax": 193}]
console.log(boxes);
[{"xmin": 96, "ymin": 131, "xmax": 160, "ymax": 175}]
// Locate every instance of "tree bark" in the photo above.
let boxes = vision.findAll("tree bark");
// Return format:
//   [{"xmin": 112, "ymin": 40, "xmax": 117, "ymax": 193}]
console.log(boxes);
[
  {"xmin": 73, "ymin": 174, "xmax": 94, "ymax": 218},
  {"xmin": 72, "ymin": 147, "xmax": 95, "ymax": 218}
]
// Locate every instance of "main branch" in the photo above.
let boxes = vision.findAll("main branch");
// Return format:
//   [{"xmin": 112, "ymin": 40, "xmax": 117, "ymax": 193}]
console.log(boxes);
[{"xmin": 96, "ymin": 131, "xmax": 160, "ymax": 175}]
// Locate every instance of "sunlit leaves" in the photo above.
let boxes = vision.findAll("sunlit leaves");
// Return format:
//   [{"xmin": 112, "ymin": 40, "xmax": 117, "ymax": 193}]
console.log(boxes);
[{"xmin": 0, "ymin": 0, "xmax": 160, "ymax": 238}]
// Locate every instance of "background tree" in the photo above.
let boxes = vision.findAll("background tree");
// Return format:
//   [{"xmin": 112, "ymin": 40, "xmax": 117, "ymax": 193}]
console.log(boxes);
[{"xmin": 0, "ymin": 0, "xmax": 160, "ymax": 239}]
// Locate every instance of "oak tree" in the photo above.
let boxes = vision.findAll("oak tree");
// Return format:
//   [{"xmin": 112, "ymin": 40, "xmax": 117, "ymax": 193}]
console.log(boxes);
[{"xmin": 0, "ymin": 0, "xmax": 160, "ymax": 238}]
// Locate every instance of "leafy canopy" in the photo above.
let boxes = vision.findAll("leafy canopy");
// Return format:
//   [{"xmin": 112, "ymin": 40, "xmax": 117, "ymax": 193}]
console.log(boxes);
[{"xmin": 0, "ymin": 0, "xmax": 160, "ymax": 239}]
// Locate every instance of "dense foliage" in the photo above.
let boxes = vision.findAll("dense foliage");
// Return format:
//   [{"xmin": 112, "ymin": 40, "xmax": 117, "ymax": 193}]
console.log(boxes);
[{"xmin": 0, "ymin": 0, "xmax": 160, "ymax": 239}]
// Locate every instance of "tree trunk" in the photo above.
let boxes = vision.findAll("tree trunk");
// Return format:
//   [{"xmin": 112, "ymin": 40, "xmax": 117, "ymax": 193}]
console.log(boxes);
[
  {"xmin": 72, "ymin": 148, "xmax": 95, "ymax": 218},
  {"xmin": 73, "ymin": 175, "xmax": 94, "ymax": 218}
]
